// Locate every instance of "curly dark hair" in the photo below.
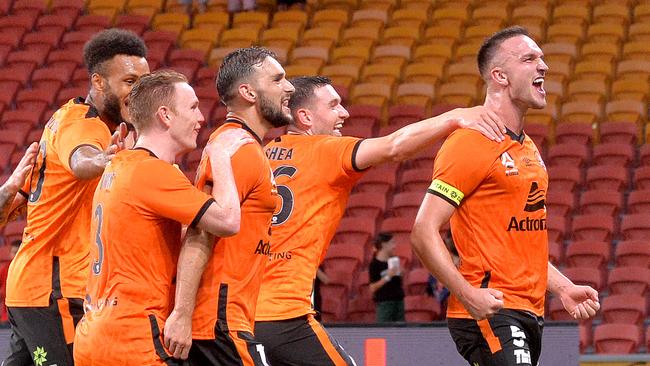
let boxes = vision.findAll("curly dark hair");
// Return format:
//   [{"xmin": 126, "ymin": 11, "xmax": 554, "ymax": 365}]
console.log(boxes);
[
  {"xmin": 83, "ymin": 29, "xmax": 147, "ymax": 75},
  {"xmin": 216, "ymin": 47, "xmax": 277, "ymax": 104}
]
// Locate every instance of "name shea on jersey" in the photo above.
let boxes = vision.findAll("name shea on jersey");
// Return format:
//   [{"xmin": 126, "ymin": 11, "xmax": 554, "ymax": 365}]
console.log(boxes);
[
  {"xmin": 253, "ymin": 240, "xmax": 292, "ymax": 260},
  {"xmin": 265, "ymin": 146, "xmax": 294, "ymax": 161}
]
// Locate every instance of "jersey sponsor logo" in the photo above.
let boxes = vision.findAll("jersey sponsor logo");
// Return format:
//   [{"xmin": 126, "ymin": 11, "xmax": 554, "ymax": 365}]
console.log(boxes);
[
  {"xmin": 524, "ymin": 182, "xmax": 546, "ymax": 212},
  {"xmin": 507, "ymin": 216, "xmax": 546, "ymax": 232},
  {"xmin": 268, "ymin": 250, "xmax": 292, "ymax": 261},
  {"xmin": 501, "ymin": 152, "xmax": 519, "ymax": 176},
  {"xmin": 265, "ymin": 146, "xmax": 294, "ymax": 161},
  {"xmin": 429, "ymin": 179, "xmax": 464, "ymax": 205},
  {"xmin": 254, "ymin": 240, "xmax": 271, "ymax": 256},
  {"xmin": 510, "ymin": 325, "xmax": 532, "ymax": 364}
]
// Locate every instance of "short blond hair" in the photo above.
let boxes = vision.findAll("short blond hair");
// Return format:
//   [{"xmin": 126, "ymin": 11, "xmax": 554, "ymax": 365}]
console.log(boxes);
[{"xmin": 128, "ymin": 70, "xmax": 188, "ymax": 133}]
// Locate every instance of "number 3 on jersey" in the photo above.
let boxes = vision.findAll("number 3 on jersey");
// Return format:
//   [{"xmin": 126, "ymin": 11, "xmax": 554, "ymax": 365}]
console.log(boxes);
[
  {"xmin": 92, "ymin": 204, "xmax": 104, "ymax": 275},
  {"xmin": 272, "ymin": 165, "xmax": 297, "ymax": 226}
]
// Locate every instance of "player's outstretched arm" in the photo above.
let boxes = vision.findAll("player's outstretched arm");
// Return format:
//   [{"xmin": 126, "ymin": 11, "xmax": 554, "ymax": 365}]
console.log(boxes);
[
  {"xmin": 547, "ymin": 263, "xmax": 600, "ymax": 320},
  {"xmin": 70, "ymin": 123, "xmax": 129, "ymax": 179},
  {"xmin": 164, "ymin": 227, "xmax": 214, "ymax": 360},
  {"xmin": 353, "ymin": 106, "xmax": 506, "ymax": 170},
  {"xmin": 195, "ymin": 128, "xmax": 254, "ymax": 236},
  {"xmin": 0, "ymin": 142, "xmax": 38, "ymax": 226},
  {"xmin": 411, "ymin": 194, "xmax": 504, "ymax": 320}
]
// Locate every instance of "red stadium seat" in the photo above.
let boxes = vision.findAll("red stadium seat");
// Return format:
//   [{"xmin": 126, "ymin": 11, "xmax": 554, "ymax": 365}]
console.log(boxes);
[
  {"xmin": 341, "ymin": 125, "xmax": 374, "ymax": 139},
  {"xmin": 563, "ymin": 266, "xmax": 603, "ymax": 291},
  {"xmin": 1, "ymin": 110, "xmax": 42, "ymax": 129},
  {"xmin": 608, "ymin": 266, "xmax": 650, "ymax": 296},
  {"xmin": 547, "ymin": 143, "xmax": 590, "ymax": 168},
  {"xmin": 614, "ymin": 241, "xmax": 650, "ymax": 268},
  {"xmin": 61, "ymin": 31, "xmax": 96, "ymax": 51},
  {"xmin": 548, "ymin": 166, "xmax": 582, "ymax": 193},
  {"xmin": 399, "ymin": 168, "xmax": 431, "ymax": 193},
  {"xmin": 565, "ymin": 241, "xmax": 610, "ymax": 270},
  {"xmin": 594, "ymin": 323, "xmax": 641, "ymax": 354},
  {"xmin": 391, "ymin": 192, "xmax": 425, "ymax": 219},
  {"xmin": 355, "ymin": 271, "xmax": 371, "ymax": 299},
  {"xmin": 346, "ymin": 192, "xmax": 386, "ymax": 220},
  {"xmin": 380, "ymin": 217, "xmax": 415, "ymax": 244},
  {"xmin": 75, "ymin": 15, "xmax": 111, "ymax": 32},
  {"xmin": 571, "ymin": 214, "xmax": 614, "ymax": 242},
  {"xmin": 579, "ymin": 189, "xmax": 622, "ymax": 216},
  {"xmin": 546, "ymin": 215, "xmax": 567, "ymax": 243},
  {"xmin": 51, "ymin": 0, "xmax": 84, "ymax": 19},
  {"xmin": 404, "ymin": 295, "xmax": 441, "ymax": 322},
  {"xmin": 332, "ymin": 217, "xmax": 376, "ymax": 246},
  {"xmin": 319, "ymin": 270, "xmax": 352, "ymax": 305},
  {"xmin": 346, "ymin": 104, "xmax": 381, "ymax": 128},
  {"xmin": 388, "ymin": 105, "xmax": 425, "ymax": 126},
  {"xmin": 354, "ymin": 165, "xmax": 397, "ymax": 196},
  {"xmin": 524, "ymin": 123, "xmax": 549, "ymax": 150},
  {"xmin": 36, "ymin": 14, "xmax": 75, "ymax": 33},
  {"xmin": 56, "ymin": 87, "xmax": 87, "ymax": 107},
  {"xmin": 195, "ymin": 66, "xmax": 218, "ymax": 87},
  {"xmin": 592, "ymin": 143, "xmax": 635, "ymax": 167},
  {"xmin": 407, "ymin": 144, "xmax": 440, "ymax": 170},
  {"xmin": 115, "ymin": 15, "xmax": 150, "ymax": 35},
  {"xmin": 620, "ymin": 214, "xmax": 650, "ymax": 240},
  {"xmin": 585, "ymin": 166, "xmax": 628, "ymax": 192},
  {"xmin": 405, "ymin": 268, "xmax": 430, "ymax": 296},
  {"xmin": 2, "ymin": 220, "xmax": 25, "ymax": 244},
  {"xmin": 545, "ymin": 190, "xmax": 574, "ymax": 218},
  {"xmin": 31, "ymin": 67, "xmax": 71, "ymax": 93},
  {"xmin": 47, "ymin": 50, "xmax": 82, "ymax": 75},
  {"xmin": 547, "ymin": 296, "xmax": 574, "ymax": 321},
  {"xmin": 580, "ymin": 321, "xmax": 593, "ymax": 353},
  {"xmin": 322, "ymin": 243, "xmax": 365, "ymax": 274},
  {"xmin": 599, "ymin": 122, "xmax": 638, "ymax": 145},
  {"xmin": 627, "ymin": 190, "xmax": 650, "ymax": 214},
  {"xmin": 183, "ymin": 148, "xmax": 202, "ymax": 172},
  {"xmin": 554, "ymin": 122, "xmax": 594, "ymax": 145},
  {"xmin": 548, "ymin": 241, "xmax": 563, "ymax": 266},
  {"xmin": 602, "ymin": 294, "xmax": 646, "ymax": 325},
  {"xmin": 393, "ymin": 241, "xmax": 414, "ymax": 270},
  {"xmin": 347, "ymin": 295, "xmax": 374, "ymax": 322},
  {"xmin": 321, "ymin": 296, "xmax": 347, "ymax": 322},
  {"xmin": 16, "ymin": 89, "xmax": 56, "ymax": 113},
  {"xmin": 633, "ymin": 166, "xmax": 650, "ymax": 190}
]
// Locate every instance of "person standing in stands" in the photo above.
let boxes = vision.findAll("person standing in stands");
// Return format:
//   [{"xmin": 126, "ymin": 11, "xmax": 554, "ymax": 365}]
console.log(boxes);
[
  {"xmin": 411, "ymin": 26, "xmax": 600, "ymax": 366},
  {"xmin": 369, "ymin": 232, "xmax": 405, "ymax": 322},
  {"xmin": 3, "ymin": 29, "xmax": 149, "ymax": 366}
]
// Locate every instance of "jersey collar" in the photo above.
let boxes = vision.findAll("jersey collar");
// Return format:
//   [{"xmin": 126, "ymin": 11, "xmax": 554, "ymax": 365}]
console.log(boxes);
[
  {"xmin": 225, "ymin": 117, "xmax": 262, "ymax": 144},
  {"xmin": 506, "ymin": 128, "xmax": 525, "ymax": 144}
]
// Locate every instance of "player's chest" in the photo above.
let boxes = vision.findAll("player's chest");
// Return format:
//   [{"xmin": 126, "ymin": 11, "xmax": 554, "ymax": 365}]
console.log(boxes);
[{"xmin": 488, "ymin": 144, "xmax": 548, "ymax": 193}]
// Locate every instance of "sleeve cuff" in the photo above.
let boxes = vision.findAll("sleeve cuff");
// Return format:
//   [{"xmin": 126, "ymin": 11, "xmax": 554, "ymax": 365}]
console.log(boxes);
[{"xmin": 190, "ymin": 198, "xmax": 215, "ymax": 228}]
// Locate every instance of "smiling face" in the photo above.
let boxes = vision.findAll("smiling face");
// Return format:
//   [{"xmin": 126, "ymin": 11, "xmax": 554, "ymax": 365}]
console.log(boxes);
[
  {"xmin": 252, "ymin": 56, "xmax": 295, "ymax": 127},
  {"xmin": 168, "ymin": 82, "xmax": 205, "ymax": 154},
  {"xmin": 100, "ymin": 54, "xmax": 150, "ymax": 124},
  {"xmin": 498, "ymin": 35, "xmax": 548, "ymax": 109},
  {"xmin": 307, "ymin": 85, "xmax": 350, "ymax": 136}
]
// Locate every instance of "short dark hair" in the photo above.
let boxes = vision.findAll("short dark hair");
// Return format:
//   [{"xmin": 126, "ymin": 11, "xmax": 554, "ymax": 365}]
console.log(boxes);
[
  {"xmin": 373, "ymin": 232, "xmax": 394, "ymax": 250},
  {"xmin": 216, "ymin": 47, "xmax": 277, "ymax": 104},
  {"xmin": 477, "ymin": 26, "xmax": 530, "ymax": 80},
  {"xmin": 128, "ymin": 70, "xmax": 188, "ymax": 133},
  {"xmin": 287, "ymin": 76, "xmax": 331, "ymax": 122},
  {"xmin": 83, "ymin": 29, "xmax": 147, "ymax": 75}
]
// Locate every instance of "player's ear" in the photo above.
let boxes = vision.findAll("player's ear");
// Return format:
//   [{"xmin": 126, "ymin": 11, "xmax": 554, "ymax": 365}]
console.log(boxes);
[
  {"xmin": 491, "ymin": 67, "xmax": 508, "ymax": 86},
  {"xmin": 238, "ymin": 84, "xmax": 256, "ymax": 103},
  {"xmin": 295, "ymin": 108, "xmax": 312, "ymax": 129},
  {"xmin": 90, "ymin": 73, "xmax": 104, "ymax": 92},
  {"xmin": 155, "ymin": 106, "xmax": 172, "ymax": 128}
]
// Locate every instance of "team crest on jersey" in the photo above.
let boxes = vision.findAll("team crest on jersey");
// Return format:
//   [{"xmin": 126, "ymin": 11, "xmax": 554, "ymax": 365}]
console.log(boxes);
[{"xmin": 500, "ymin": 152, "xmax": 519, "ymax": 176}]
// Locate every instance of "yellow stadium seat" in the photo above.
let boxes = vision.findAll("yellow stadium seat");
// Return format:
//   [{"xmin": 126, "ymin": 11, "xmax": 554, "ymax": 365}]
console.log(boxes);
[
  {"xmin": 382, "ymin": 26, "xmax": 420, "ymax": 49},
  {"xmin": 551, "ymin": 4, "xmax": 590, "ymax": 26},
  {"xmin": 511, "ymin": 4, "xmax": 549, "ymax": 28},
  {"xmin": 312, "ymin": 9, "xmax": 350, "ymax": 29},
  {"xmin": 372, "ymin": 45, "xmax": 411, "ymax": 68},
  {"xmin": 351, "ymin": 9, "xmax": 388, "ymax": 31},
  {"xmin": 332, "ymin": 45, "xmax": 371, "ymax": 68},
  {"xmin": 445, "ymin": 61, "xmax": 481, "ymax": 87},
  {"xmin": 541, "ymin": 42, "xmax": 577, "ymax": 65},
  {"xmin": 126, "ymin": 0, "xmax": 163, "ymax": 18},
  {"xmin": 391, "ymin": 8, "xmax": 427, "ymax": 29},
  {"xmin": 606, "ymin": 100, "xmax": 647, "ymax": 123},
  {"xmin": 208, "ymin": 46, "xmax": 238, "ymax": 67},
  {"xmin": 404, "ymin": 62, "xmax": 444, "ymax": 85},
  {"xmin": 567, "ymin": 79, "xmax": 608, "ymax": 103},
  {"xmin": 463, "ymin": 24, "xmax": 501, "ymax": 44},
  {"xmin": 87, "ymin": 0, "xmax": 125, "ymax": 21},
  {"xmin": 586, "ymin": 22, "xmax": 625, "ymax": 44},
  {"xmin": 470, "ymin": 6, "xmax": 508, "ymax": 26},
  {"xmin": 545, "ymin": 60, "xmax": 571, "ymax": 86},
  {"xmin": 622, "ymin": 41, "xmax": 650, "ymax": 61},
  {"xmin": 320, "ymin": 0, "xmax": 359, "ymax": 12},
  {"xmin": 290, "ymin": 46, "xmax": 330, "ymax": 69},
  {"xmin": 634, "ymin": 3, "xmax": 650, "ymax": 23},
  {"xmin": 454, "ymin": 41, "xmax": 482, "ymax": 63},
  {"xmin": 525, "ymin": 103, "xmax": 557, "ymax": 126},
  {"xmin": 361, "ymin": 63, "xmax": 402, "ymax": 85},
  {"xmin": 437, "ymin": 81, "xmax": 478, "ymax": 107},
  {"xmin": 421, "ymin": 25, "xmax": 461, "ymax": 48},
  {"xmin": 413, "ymin": 44, "xmax": 453, "ymax": 65},
  {"xmin": 394, "ymin": 82, "xmax": 435, "ymax": 111},
  {"xmin": 546, "ymin": 23, "xmax": 585, "ymax": 44},
  {"xmin": 572, "ymin": 60, "xmax": 613, "ymax": 83},
  {"xmin": 611, "ymin": 79, "xmax": 649, "ymax": 102},
  {"xmin": 220, "ymin": 28, "xmax": 260, "ymax": 48},
  {"xmin": 543, "ymin": 80, "xmax": 565, "ymax": 107},
  {"xmin": 284, "ymin": 64, "xmax": 321, "ymax": 79},
  {"xmin": 180, "ymin": 29, "xmax": 221, "ymax": 55},
  {"xmin": 261, "ymin": 27, "xmax": 300, "ymax": 51},
  {"xmin": 272, "ymin": 10, "xmax": 308, "ymax": 32},
  {"xmin": 580, "ymin": 41, "xmax": 620, "ymax": 64},
  {"xmin": 560, "ymin": 101, "xmax": 603, "ymax": 124},
  {"xmin": 628, "ymin": 22, "xmax": 650, "ymax": 42},
  {"xmin": 351, "ymin": 82, "xmax": 392, "ymax": 110},
  {"xmin": 152, "ymin": 13, "xmax": 190, "ymax": 35},
  {"xmin": 401, "ymin": 0, "xmax": 433, "ymax": 14},
  {"xmin": 342, "ymin": 26, "xmax": 381, "ymax": 48},
  {"xmin": 359, "ymin": 0, "xmax": 396, "ymax": 12},
  {"xmin": 266, "ymin": 46, "xmax": 289, "ymax": 65},
  {"xmin": 301, "ymin": 27, "xmax": 340, "ymax": 50},
  {"xmin": 194, "ymin": 12, "xmax": 230, "ymax": 31},
  {"xmin": 232, "ymin": 11, "xmax": 270, "ymax": 31},
  {"xmin": 616, "ymin": 60, "xmax": 650, "ymax": 81},
  {"xmin": 432, "ymin": 4, "xmax": 469, "ymax": 28},
  {"xmin": 592, "ymin": 3, "xmax": 630, "ymax": 25},
  {"xmin": 321, "ymin": 64, "xmax": 360, "ymax": 90}
]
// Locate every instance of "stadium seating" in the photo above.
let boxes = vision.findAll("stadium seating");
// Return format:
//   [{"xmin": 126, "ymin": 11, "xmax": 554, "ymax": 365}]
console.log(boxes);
[{"xmin": 594, "ymin": 323, "xmax": 641, "ymax": 354}]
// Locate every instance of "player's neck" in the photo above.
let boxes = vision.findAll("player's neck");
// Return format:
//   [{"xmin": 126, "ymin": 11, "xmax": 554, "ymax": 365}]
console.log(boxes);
[
  {"xmin": 484, "ymin": 90, "xmax": 525, "ymax": 135},
  {"xmin": 226, "ymin": 111, "xmax": 269, "ymax": 141},
  {"xmin": 134, "ymin": 134, "xmax": 178, "ymax": 164}
]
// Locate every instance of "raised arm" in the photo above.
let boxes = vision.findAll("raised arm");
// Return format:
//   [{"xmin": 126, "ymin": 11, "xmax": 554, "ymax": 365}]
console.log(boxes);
[
  {"xmin": 547, "ymin": 262, "xmax": 600, "ymax": 320},
  {"xmin": 411, "ymin": 193, "xmax": 504, "ymax": 320},
  {"xmin": 353, "ymin": 106, "xmax": 505, "ymax": 170},
  {"xmin": 0, "ymin": 142, "xmax": 38, "ymax": 226},
  {"xmin": 69, "ymin": 123, "xmax": 128, "ymax": 180}
]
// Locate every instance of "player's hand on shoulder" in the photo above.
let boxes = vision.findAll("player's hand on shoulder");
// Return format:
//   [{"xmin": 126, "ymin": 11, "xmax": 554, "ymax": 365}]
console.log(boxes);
[
  {"xmin": 451, "ymin": 106, "xmax": 506, "ymax": 142},
  {"xmin": 207, "ymin": 128, "xmax": 255, "ymax": 158},
  {"xmin": 163, "ymin": 309, "xmax": 193, "ymax": 360},
  {"xmin": 4, "ymin": 142, "xmax": 38, "ymax": 191},
  {"xmin": 560, "ymin": 284, "xmax": 600, "ymax": 320},
  {"xmin": 463, "ymin": 287, "xmax": 504, "ymax": 320}
]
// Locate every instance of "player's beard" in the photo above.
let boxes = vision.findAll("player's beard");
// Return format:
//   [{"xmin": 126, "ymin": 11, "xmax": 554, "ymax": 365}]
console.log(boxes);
[
  {"xmin": 259, "ymin": 93, "xmax": 292, "ymax": 128},
  {"xmin": 103, "ymin": 86, "xmax": 125, "ymax": 126}
]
